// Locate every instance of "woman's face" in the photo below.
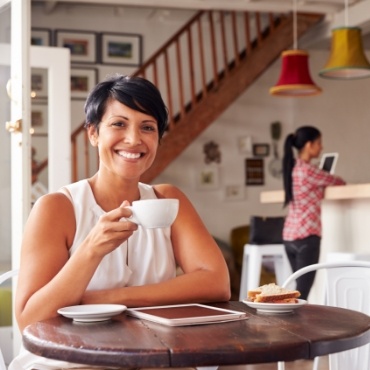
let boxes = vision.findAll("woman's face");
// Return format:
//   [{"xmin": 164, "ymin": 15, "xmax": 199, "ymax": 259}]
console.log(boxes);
[
  {"xmin": 309, "ymin": 136, "xmax": 323, "ymax": 158},
  {"xmin": 88, "ymin": 99, "xmax": 159, "ymax": 180}
]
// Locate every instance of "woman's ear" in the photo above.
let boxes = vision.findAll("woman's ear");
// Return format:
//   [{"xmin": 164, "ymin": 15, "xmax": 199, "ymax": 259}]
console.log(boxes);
[{"xmin": 87, "ymin": 125, "xmax": 98, "ymax": 147}]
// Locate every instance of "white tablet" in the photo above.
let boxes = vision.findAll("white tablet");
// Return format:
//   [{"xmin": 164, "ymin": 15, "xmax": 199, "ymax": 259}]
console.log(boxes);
[
  {"xmin": 127, "ymin": 303, "xmax": 248, "ymax": 326},
  {"xmin": 319, "ymin": 153, "xmax": 338, "ymax": 174}
]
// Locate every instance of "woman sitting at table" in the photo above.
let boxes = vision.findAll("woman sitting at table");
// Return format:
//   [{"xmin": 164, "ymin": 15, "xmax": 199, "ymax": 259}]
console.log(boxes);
[{"xmin": 10, "ymin": 74, "xmax": 231, "ymax": 370}]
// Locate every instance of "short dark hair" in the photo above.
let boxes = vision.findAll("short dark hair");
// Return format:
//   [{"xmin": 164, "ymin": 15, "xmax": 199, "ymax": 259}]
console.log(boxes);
[{"xmin": 84, "ymin": 74, "xmax": 168, "ymax": 139}]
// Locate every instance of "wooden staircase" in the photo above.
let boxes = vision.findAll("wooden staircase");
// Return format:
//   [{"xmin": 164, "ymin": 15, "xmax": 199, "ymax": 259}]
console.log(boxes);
[{"xmin": 71, "ymin": 10, "xmax": 323, "ymax": 184}]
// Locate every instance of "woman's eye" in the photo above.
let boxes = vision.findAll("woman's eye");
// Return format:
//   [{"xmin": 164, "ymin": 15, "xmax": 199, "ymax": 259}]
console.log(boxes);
[
  {"xmin": 112, "ymin": 121, "xmax": 125, "ymax": 127},
  {"xmin": 142, "ymin": 124, "xmax": 156, "ymax": 132}
]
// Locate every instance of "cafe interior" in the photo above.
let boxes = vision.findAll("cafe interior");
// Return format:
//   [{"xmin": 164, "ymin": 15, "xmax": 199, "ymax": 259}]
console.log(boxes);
[{"xmin": 1, "ymin": 0, "xmax": 370, "ymax": 369}]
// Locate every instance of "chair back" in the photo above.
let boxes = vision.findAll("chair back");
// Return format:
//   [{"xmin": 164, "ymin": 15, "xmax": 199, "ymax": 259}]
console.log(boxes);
[
  {"xmin": 326, "ymin": 265, "xmax": 370, "ymax": 370},
  {"xmin": 282, "ymin": 261, "xmax": 370, "ymax": 370},
  {"xmin": 0, "ymin": 269, "xmax": 19, "ymax": 370}
]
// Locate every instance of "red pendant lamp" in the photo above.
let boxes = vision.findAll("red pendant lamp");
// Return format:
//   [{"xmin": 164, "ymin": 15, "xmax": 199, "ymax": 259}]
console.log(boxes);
[
  {"xmin": 269, "ymin": 0, "xmax": 322, "ymax": 97},
  {"xmin": 270, "ymin": 50, "xmax": 322, "ymax": 96}
]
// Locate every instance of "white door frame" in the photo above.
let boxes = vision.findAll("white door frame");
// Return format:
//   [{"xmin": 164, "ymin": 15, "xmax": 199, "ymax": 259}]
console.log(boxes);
[{"xmin": 0, "ymin": 35, "xmax": 70, "ymax": 362}]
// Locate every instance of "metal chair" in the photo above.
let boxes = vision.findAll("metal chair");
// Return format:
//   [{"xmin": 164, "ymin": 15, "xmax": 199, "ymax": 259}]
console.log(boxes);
[
  {"xmin": 277, "ymin": 261, "xmax": 370, "ymax": 370},
  {"xmin": 0, "ymin": 269, "xmax": 19, "ymax": 370}
]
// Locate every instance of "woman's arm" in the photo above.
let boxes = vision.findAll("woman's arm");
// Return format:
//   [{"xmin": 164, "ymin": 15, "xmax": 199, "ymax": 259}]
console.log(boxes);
[
  {"xmin": 308, "ymin": 165, "xmax": 346, "ymax": 187},
  {"xmin": 81, "ymin": 185, "xmax": 231, "ymax": 307},
  {"xmin": 15, "ymin": 193, "xmax": 137, "ymax": 331}
]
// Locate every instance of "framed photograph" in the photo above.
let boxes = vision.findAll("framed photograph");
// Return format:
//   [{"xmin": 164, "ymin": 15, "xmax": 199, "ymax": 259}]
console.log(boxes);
[
  {"xmin": 224, "ymin": 185, "xmax": 245, "ymax": 201},
  {"xmin": 253, "ymin": 143, "xmax": 270, "ymax": 157},
  {"xmin": 70, "ymin": 67, "xmax": 98, "ymax": 100},
  {"xmin": 31, "ymin": 68, "xmax": 48, "ymax": 100},
  {"xmin": 31, "ymin": 103, "xmax": 48, "ymax": 135},
  {"xmin": 100, "ymin": 32, "xmax": 142, "ymax": 66},
  {"xmin": 55, "ymin": 30, "xmax": 97, "ymax": 63},
  {"xmin": 195, "ymin": 166, "xmax": 219, "ymax": 191},
  {"xmin": 245, "ymin": 158, "xmax": 264, "ymax": 186},
  {"xmin": 238, "ymin": 135, "xmax": 252, "ymax": 154},
  {"xmin": 31, "ymin": 28, "xmax": 52, "ymax": 46}
]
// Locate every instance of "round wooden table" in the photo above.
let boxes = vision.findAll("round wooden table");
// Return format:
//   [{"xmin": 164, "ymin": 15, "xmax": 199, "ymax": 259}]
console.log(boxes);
[{"xmin": 22, "ymin": 301, "xmax": 370, "ymax": 368}]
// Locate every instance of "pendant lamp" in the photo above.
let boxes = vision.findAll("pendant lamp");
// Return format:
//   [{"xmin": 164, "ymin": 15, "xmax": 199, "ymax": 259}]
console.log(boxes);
[
  {"xmin": 319, "ymin": 0, "xmax": 370, "ymax": 79},
  {"xmin": 269, "ymin": 0, "xmax": 321, "ymax": 97},
  {"xmin": 319, "ymin": 27, "xmax": 370, "ymax": 79},
  {"xmin": 270, "ymin": 50, "xmax": 322, "ymax": 96}
]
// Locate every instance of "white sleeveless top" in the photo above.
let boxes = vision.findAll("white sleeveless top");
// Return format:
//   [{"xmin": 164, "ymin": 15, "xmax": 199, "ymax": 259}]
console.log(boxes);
[{"xmin": 9, "ymin": 180, "xmax": 176, "ymax": 370}]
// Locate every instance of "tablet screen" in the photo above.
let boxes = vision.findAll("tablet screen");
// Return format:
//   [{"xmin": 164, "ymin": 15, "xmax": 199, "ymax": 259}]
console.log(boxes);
[{"xmin": 319, "ymin": 153, "xmax": 338, "ymax": 174}]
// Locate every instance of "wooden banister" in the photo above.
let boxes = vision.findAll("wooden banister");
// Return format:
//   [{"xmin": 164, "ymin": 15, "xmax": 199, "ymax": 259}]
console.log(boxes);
[{"xmin": 70, "ymin": 10, "xmax": 323, "ymax": 183}]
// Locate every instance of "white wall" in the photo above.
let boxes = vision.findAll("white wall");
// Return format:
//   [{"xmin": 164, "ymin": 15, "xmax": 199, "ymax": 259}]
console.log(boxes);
[
  {"xmin": 29, "ymin": 3, "xmax": 370, "ymax": 245},
  {"xmin": 156, "ymin": 48, "xmax": 370, "ymax": 242}
]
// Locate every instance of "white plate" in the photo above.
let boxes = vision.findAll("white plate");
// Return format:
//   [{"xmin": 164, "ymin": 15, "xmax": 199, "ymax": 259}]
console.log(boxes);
[
  {"xmin": 58, "ymin": 304, "xmax": 127, "ymax": 322},
  {"xmin": 242, "ymin": 299, "xmax": 307, "ymax": 314}
]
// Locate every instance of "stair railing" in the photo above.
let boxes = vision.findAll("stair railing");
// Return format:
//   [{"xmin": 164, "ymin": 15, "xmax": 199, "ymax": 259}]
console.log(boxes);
[{"xmin": 71, "ymin": 10, "xmax": 286, "ymax": 182}]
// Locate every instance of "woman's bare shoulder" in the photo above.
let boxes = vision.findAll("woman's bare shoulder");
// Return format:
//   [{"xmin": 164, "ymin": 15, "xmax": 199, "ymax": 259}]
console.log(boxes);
[
  {"xmin": 152, "ymin": 183, "xmax": 184, "ymax": 198},
  {"xmin": 33, "ymin": 191, "xmax": 73, "ymax": 210},
  {"xmin": 29, "ymin": 191, "xmax": 75, "ymax": 227}
]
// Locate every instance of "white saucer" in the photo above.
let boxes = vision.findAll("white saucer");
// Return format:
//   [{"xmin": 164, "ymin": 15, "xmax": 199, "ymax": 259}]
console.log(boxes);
[
  {"xmin": 242, "ymin": 299, "xmax": 307, "ymax": 314},
  {"xmin": 58, "ymin": 304, "xmax": 127, "ymax": 322}
]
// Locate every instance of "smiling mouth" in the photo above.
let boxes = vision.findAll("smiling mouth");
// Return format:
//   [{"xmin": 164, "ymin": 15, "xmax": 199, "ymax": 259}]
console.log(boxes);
[{"xmin": 117, "ymin": 151, "xmax": 142, "ymax": 159}]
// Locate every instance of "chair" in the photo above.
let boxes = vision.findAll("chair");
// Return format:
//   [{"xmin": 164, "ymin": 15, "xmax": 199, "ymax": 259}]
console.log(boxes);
[
  {"xmin": 239, "ymin": 244, "xmax": 292, "ymax": 300},
  {"xmin": 0, "ymin": 269, "xmax": 19, "ymax": 370},
  {"xmin": 277, "ymin": 261, "xmax": 370, "ymax": 370}
]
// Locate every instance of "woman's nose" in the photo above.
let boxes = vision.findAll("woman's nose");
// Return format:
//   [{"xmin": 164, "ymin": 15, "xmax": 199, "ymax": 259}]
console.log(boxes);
[{"xmin": 124, "ymin": 127, "xmax": 142, "ymax": 145}]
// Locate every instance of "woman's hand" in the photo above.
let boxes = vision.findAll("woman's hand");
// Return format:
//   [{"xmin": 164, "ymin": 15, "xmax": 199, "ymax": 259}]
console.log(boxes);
[{"xmin": 82, "ymin": 200, "xmax": 138, "ymax": 258}]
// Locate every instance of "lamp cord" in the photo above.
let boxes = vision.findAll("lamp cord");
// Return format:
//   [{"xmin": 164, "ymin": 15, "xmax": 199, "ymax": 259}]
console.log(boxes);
[
  {"xmin": 293, "ymin": 0, "xmax": 297, "ymax": 49},
  {"xmin": 344, "ymin": 0, "xmax": 348, "ymax": 27}
]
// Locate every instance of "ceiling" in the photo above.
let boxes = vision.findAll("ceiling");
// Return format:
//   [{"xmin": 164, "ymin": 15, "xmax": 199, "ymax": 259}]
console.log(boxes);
[
  {"xmin": 35, "ymin": 0, "xmax": 366, "ymax": 15},
  {"xmin": 34, "ymin": 0, "xmax": 370, "ymax": 47}
]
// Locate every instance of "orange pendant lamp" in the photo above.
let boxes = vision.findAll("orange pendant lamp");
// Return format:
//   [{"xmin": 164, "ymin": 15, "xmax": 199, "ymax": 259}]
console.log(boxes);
[
  {"xmin": 269, "ymin": 0, "xmax": 321, "ymax": 97},
  {"xmin": 319, "ymin": 27, "xmax": 370, "ymax": 79}
]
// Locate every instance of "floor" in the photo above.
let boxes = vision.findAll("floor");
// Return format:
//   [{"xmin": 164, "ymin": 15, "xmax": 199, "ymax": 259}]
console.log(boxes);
[{"xmin": 220, "ymin": 356, "xmax": 329, "ymax": 370}]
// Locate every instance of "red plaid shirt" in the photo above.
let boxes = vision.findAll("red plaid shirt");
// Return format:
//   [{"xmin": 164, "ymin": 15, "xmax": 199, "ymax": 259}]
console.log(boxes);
[{"xmin": 283, "ymin": 159, "xmax": 345, "ymax": 241}]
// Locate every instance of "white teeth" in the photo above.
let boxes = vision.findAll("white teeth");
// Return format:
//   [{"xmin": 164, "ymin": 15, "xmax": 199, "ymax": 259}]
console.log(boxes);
[{"xmin": 118, "ymin": 151, "xmax": 141, "ymax": 159}]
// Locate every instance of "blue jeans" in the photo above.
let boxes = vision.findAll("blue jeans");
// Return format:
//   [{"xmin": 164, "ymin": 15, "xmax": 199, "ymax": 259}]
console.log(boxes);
[{"xmin": 283, "ymin": 235, "xmax": 321, "ymax": 300}]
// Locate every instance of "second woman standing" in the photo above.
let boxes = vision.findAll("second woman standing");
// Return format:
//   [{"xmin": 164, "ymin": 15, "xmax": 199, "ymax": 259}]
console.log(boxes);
[{"xmin": 282, "ymin": 126, "xmax": 345, "ymax": 300}]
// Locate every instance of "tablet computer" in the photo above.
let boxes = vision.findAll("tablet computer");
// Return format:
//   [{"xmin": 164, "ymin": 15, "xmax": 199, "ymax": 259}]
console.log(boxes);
[
  {"xmin": 127, "ymin": 303, "xmax": 248, "ymax": 326},
  {"xmin": 319, "ymin": 153, "xmax": 338, "ymax": 174}
]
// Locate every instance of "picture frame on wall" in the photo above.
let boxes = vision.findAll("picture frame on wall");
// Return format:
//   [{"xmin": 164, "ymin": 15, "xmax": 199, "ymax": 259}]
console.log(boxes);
[
  {"xmin": 253, "ymin": 143, "xmax": 270, "ymax": 157},
  {"xmin": 245, "ymin": 158, "xmax": 264, "ymax": 186},
  {"xmin": 195, "ymin": 166, "xmax": 220, "ymax": 191},
  {"xmin": 31, "ymin": 28, "xmax": 52, "ymax": 46},
  {"xmin": 31, "ymin": 68, "xmax": 48, "ymax": 100},
  {"xmin": 238, "ymin": 135, "xmax": 253, "ymax": 154},
  {"xmin": 70, "ymin": 67, "xmax": 98, "ymax": 100},
  {"xmin": 224, "ymin": 185, "xmax": 245, "ymax": 201},
  {"xmin": 31, "ymin": 103, "xmax": 48, "ymax": 135},
  {"xmin": 100, "ymin": 32, "xmax": 142, "ymax": 66},
  {"xmin": 55, "ymin": 30, "xmax": 97, "ymax": 63}
]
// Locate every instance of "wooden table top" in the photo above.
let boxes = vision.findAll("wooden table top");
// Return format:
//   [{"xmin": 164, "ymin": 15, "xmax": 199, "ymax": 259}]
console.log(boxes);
[{"xmin": 23, "ymin": 301, "xmax": 370, "ymax": 368}]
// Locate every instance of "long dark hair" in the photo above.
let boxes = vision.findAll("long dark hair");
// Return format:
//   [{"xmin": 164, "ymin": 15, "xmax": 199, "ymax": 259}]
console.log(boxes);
[
  {"xmin": 84, "ymin": 74, "xmax": 168, "ymax": 139},
  {"xmin": 283, "ymin": 126, "xmax": 321, "ymax": 207}
]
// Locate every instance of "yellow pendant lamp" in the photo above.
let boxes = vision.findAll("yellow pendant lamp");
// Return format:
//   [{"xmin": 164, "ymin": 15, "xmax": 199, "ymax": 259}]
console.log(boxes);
[
  {"xmin": 269, "ymin": 0, "xmax": 321, "ymax": 97},
  {"xmin": 319, "ymin": 27, "xmax": 370, "ymax": 79}
]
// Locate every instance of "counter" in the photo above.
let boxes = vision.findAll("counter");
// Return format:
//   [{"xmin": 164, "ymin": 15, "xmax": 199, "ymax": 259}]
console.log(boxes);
[
  {"xmin": 260, "ymin": 183, "xmax": 370, "ymax": 203},
  {"xmin": 261, "ymin": 183, "xmax": 370, "ymax": 303}
]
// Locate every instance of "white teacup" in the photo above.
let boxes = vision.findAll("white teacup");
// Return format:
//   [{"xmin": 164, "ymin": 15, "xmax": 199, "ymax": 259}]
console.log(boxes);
[{"xmin": 126, "ymin": 198, "xmax": 179, "ymax": 229}]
